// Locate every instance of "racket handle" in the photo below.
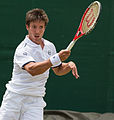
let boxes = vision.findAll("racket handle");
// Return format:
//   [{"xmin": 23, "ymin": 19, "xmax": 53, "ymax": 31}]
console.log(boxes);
[{"xmin": 66, "ymin": 41, "xmax": 76, "ymax": 50}]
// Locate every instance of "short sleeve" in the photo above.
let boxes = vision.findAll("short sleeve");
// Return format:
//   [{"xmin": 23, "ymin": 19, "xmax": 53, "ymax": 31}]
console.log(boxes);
[
  {"xmin": 14, "ymin": 50, "xmax": 35, "ymax": 68},
  {"xmin": 51, "ymin": 43, "xmax": 57, "ymax": 56}
]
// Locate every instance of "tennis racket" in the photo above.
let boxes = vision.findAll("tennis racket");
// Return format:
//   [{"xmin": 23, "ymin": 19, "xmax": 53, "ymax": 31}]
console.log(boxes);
[{"xmin": 66, "ymin": 1, "xmax": 101, "ymax": 50}]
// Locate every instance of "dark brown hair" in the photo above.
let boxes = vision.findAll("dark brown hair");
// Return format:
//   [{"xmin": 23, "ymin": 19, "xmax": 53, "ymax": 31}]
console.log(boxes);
[{"xmin": 26, "ymin": 8, "xmax": 49, "ymax": 26}]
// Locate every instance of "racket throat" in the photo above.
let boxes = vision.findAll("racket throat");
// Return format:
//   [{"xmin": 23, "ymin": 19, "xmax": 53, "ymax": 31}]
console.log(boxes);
[{"xmin": 73, "ymin": 31, "xmax": 85, "ymax": 40}]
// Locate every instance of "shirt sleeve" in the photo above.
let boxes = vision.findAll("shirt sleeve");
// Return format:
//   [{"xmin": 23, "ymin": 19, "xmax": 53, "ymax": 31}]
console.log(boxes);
[
  {"xmin": 51, "ymin": 43, "xmax": 57, "ymax": 56},
  {"xmin": 14, "ymin": 49, "xmax": 35, "ymax": 68}
]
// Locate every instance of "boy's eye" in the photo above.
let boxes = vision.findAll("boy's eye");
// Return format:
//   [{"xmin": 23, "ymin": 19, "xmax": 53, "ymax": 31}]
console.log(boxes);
[{"xmin": 39, "ymin": 26, "xmax": 43, "ymax": 29}]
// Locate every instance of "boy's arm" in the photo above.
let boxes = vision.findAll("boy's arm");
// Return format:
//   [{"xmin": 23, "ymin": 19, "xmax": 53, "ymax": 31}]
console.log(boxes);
[{"xmin": 52, "ymin": 61, "xmax": 79, "ymax": 79}]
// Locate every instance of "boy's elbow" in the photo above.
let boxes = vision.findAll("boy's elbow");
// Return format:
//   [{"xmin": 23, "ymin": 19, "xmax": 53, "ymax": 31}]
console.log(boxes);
[{"xmin": 26, "ymin": 67, "xmax": 41, "ymax": 76}]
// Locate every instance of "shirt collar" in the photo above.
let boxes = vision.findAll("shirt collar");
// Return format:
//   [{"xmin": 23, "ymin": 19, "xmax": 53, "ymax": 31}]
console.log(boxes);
[{"xmin": 25, "ymin": 35, "xmax": 45, "ymax": 48}]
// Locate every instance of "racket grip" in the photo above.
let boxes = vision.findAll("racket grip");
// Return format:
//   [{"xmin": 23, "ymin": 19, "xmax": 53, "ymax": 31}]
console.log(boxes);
[{"xmin": 66, "ymin": 41, "xmax": 76, "ymax": 50}]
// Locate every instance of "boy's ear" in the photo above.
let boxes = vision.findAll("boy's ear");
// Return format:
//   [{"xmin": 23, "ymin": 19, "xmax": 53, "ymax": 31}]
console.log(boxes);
[{"xmin": 26, "ymin": 24, "xmax": 29, "ymax": 30}]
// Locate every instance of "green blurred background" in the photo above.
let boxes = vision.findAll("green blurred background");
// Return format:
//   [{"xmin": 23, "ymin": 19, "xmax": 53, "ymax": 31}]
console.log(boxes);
[{"xmin": 0, "ymin": 0, "xmax": 114, "ymax": 113}]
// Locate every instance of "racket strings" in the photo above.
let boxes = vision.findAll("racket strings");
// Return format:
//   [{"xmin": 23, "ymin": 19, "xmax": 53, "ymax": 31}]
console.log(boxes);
[{"xmin": 82, "ymin": 1, "xmax": 101, "ymax": 34}]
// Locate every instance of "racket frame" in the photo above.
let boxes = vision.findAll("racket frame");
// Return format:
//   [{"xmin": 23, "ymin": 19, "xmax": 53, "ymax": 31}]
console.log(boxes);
[{"xmin": 66, "ymin": 1, "xmax": 101, "ymax": 50}]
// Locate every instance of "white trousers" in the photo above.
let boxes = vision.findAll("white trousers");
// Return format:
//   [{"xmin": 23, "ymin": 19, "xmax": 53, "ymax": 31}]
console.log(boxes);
[{"xmin": 0, "ymin": 90, "xmax": 46, "ymax": 120}]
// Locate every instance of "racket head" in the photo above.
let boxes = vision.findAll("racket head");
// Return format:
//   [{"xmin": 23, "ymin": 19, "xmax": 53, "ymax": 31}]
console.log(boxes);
[{"xmin": 81, "ymin": 1, "xmax": 101, "ymax": 35}]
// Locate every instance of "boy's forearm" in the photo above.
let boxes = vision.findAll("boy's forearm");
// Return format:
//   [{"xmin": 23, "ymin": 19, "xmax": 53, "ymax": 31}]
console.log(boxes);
[{"xmin": 52, "ymin": 62, "xmax": 72, "ymax": 76}]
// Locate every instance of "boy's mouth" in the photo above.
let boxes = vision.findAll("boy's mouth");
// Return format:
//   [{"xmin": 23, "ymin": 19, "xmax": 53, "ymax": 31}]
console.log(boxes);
[{"xmin": 34, "ymin": 35, "xmax": 40, "ymax": 38}]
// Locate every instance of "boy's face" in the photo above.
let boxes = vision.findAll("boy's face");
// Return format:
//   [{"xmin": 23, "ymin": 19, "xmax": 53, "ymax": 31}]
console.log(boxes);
[{"xmin": 26, "ymin": 20, "xmax": 46, "ymax": 44}]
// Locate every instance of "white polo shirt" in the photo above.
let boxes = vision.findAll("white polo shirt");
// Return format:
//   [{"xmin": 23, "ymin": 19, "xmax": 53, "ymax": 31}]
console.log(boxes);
[{"xmin": 6, "ymin": 36, "xmax": 56, "ymax": 97}]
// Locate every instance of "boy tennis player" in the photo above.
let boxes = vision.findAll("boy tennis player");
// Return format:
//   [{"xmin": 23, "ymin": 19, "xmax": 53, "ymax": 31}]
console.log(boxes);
[{"xmin": 0, "ymin": 8, "xmax": 79, "ymax": 120}]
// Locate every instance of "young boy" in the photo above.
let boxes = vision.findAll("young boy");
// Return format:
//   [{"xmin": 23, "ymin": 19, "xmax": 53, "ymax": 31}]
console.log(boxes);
[{"xmin": 0, "ymin": 8, "xmax": 79, "ymax": 120}]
